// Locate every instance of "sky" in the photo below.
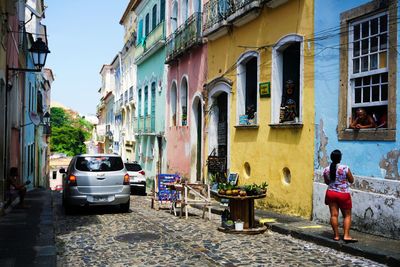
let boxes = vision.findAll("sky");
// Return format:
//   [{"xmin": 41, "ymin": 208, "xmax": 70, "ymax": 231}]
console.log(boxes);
[{"xmin": 45, "ymin": 0, "xmax": 129, "ymax": 116}]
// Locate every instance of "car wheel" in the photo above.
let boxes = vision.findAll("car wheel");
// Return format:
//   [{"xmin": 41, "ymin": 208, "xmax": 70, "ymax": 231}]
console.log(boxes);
[{"xmin": 120, "ymin": 199, "xmax": 130, "ymax": 213}]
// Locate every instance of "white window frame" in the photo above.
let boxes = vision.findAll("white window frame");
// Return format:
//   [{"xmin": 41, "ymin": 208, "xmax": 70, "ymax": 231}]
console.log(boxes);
[
  {"xmin": 236, "ymin": 51, "xmax": 260, "ymax": 126},
  {"xmin": 347, "ymin": 12, "xmax": 389, "ymax": 126},
  {"xmin": 170, "ymin": 80, "xmax": 177, "ymax": 126},
  {"xmin": 271, "ymin": 34, "xmax": 304, "ymax": 125},
  {"xmin": 179, "ymin": 75, "xmax": 189, "ymax": 126}
]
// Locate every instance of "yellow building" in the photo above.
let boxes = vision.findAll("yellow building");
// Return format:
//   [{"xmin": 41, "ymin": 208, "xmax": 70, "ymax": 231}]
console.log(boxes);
[{"xmin": 204, "ymin": 0, "xmax": 314, "ymax": 218}]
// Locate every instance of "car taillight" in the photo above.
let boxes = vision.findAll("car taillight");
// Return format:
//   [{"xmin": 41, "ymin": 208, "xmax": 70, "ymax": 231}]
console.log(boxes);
[
  {"xmin": 123, "ymin": 174, "xmax": 129, "ymax": 185},
  {"xmin": 68, "ymin": 175, "xmax": 77, "ymax": 186},
  {"xmin": 139, "ymin": 170, "xmax": 145, "ymax": 175}
]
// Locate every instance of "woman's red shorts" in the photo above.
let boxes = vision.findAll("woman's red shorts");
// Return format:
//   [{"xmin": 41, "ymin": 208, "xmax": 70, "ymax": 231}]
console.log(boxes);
[{"xmin": 325, "ymin": 190, "xmax": 352, "ymax": 210}]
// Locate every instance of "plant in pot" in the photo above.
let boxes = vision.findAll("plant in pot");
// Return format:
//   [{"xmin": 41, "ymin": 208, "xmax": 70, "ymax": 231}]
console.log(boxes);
[{"xmin": 260, "ymin": 182, "xmax": 268, "ymax": 194}]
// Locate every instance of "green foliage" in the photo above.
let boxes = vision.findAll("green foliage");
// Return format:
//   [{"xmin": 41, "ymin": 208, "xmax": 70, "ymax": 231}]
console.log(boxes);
[{"xmin": 50, "ymin": 107, "xmax": 93, "ymax": 156}]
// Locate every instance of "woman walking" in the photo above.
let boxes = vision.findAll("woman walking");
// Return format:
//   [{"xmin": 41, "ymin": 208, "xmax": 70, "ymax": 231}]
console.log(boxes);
[{"xmin": 323, "ymin": 149, "xmax": 357, "ymax": 243}]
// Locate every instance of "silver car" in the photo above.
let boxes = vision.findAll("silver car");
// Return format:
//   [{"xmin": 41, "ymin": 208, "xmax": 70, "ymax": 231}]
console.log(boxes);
[{"xmin": 60, "ymin": 154, "xmax": 131, "ymax": 213}]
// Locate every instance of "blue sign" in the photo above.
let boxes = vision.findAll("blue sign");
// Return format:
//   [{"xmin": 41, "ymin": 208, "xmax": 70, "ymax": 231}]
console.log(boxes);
[{"xmin": 157, "ymin": 174, "xmax": 180, "ymax": 202}]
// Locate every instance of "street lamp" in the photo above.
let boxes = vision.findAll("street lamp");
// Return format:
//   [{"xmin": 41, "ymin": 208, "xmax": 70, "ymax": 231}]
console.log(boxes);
[
  {"xmin": 7, "ymin": 37, "xmax": 50, "ymax": 73},
  {"xmin": 42, "ymin": 111, "xmax": 51, "ymax": 125},
  {"xmin": 29, "ymin": 38, "xmax": 50, "ymax": 70}
]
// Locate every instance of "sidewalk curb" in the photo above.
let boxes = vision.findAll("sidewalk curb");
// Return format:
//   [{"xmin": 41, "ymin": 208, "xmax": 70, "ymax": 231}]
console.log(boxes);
[{"xmin": 190, "ymin": 203, "xmax": 400, "ymax": 267}]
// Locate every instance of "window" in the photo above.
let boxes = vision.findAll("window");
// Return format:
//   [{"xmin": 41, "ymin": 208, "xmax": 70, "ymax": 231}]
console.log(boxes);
[
  {"xmin": 271, "ymin": 35, "xmax": 303, "ymax": 126},
  {"xmin": 138, "ymin": 88, "xmax": 142, "ymax": 116},
  {"xmin": 182, "ymin": 0, "xmax": 189, "ymax": 23},
  {"xmin": 160, "ymin": 0, "xmax": 165, "ymax": 22},
  {"xmin": 52, "ymin": 171, "xmax": 57, "ymax": 179},
  {"xmin": 170, "ymin": 82, "xmax": 177, "ymax": 126},
  {"xmin": 339, "ymin": 1, "xmax": 396, "ymax": 140},
  {"xmin": 180, "ymin": 78, "xmax": 188, "ymax": 126},
  {"xmin": 152, "ymin": 5, "xmax": 157, "ymax": 30},
  {"xmin": 237, "ymin": 51, "xmax": 259, "ymax": 126},
  {"xmin": 171, "ymin": 1, "xmax": 178, "ymax": 32},
  {"xmin": 137, "ymin": 19, "xmax": 143, "ymax": 44},
  {"xmin": 144, "ymin": 86, "xmax": 149, "ymax": 116},
  {"xmin": 145, "ymin": 14, "xmax": 150, "ymax": 36}
]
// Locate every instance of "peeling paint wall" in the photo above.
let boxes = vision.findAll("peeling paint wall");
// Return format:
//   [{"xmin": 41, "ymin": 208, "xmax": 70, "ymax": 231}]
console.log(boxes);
[
  {"xmin": 314, "ymin": 0, "xmax": 400, "ymax": 239},
  {"xmin": 313, "ymin": 172, "xmax": 400, "ymax": 239}
]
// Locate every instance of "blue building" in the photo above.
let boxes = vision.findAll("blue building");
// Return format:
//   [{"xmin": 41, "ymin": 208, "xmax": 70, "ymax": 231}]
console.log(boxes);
[
  {"xmin": 133, "ymin": 0, "xmax": 167, "ymax": 188},
  {"xmin": 313, "ymin": 0, "xmax": 399, "ymax": 239}
]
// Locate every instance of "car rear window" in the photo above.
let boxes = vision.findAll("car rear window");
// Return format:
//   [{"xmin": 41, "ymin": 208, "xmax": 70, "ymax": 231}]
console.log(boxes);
[
  {"xmin": 125, "ymin": 163, "xmax": 142, "ymax": 172},
  {"xmin": 76, "ymin": 156, "xmax": 124, "ymax": 172}
]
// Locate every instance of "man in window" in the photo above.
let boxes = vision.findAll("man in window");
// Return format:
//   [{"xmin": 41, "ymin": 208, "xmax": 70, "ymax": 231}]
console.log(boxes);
[{"xmin": 349, "ymin": 108, "xmax": 376, "ymax": 129}]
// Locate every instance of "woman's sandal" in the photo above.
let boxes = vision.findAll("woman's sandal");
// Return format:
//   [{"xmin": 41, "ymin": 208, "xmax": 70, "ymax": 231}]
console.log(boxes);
[
  {"xmin": 333, "ymin": 237, "xmax": 340, "ymax": 241},
  {"xmin": 344, "ymin": 238, "xmax": 358, "ymax": 243}
]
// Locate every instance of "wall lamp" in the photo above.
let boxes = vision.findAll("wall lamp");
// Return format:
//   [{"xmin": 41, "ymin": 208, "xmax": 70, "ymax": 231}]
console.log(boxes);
[
  {"xmin": 20, "ymin": 111, "xmax": 50, "ymax": 128},
  {"xmin": 7, "ymin": 37, "xmax": 50, "ymax": 73}
]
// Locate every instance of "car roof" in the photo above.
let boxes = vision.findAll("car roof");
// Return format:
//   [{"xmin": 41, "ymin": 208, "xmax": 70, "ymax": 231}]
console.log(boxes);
[{"xmin": 75, "ymin": 154, "xmax": 122, "ymax": 158}]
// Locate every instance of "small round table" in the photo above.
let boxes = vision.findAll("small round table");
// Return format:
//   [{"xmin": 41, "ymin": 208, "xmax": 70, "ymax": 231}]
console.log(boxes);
[{"xmin": 216, "ymin": 193, "xmax": 267, "ymax": 234}]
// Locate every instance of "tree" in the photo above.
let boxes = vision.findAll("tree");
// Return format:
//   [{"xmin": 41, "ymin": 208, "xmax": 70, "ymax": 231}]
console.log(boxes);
[{"xmin": 50, "ymin": 107, "xmax": 93, "ymax": 156}]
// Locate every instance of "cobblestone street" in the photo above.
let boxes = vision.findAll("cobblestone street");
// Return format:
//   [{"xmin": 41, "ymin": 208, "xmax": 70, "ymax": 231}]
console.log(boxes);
[{"xmin": 54, "ymin": 194, "xmax": 385, "ymax": 267}]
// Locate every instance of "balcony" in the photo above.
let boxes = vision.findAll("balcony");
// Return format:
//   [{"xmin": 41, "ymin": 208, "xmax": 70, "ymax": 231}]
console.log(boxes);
[
  {"xmin": 203, "ymin": 0, "xmax": 264, "ymax": 40},
  {"xmin": 134, "ymin": 21, "xmax": 165, "ymax": 64},
  {"xmin": 135, "ymin": 115, "xmax": 155, "ymax": 134},
  {"xmin": 165, "ymin": 12, "xmax": 203, "ymax": 64}
]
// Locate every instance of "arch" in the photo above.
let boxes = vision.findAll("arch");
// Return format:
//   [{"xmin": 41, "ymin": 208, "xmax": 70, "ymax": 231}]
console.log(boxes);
[
  {"xmin": 190, "ymin": 92, "xmax": 204, "ymax": 182},
  {"xmin": 180, "ymin": 76, "xmax": 189, "ymax": 126},
  {"xmin": 170, "ymin": 81, "xmax": 178, "ymax": 126},
  {"xmin": 236, "ymin": 50, "xmax": 260, "ymax": 125},
  {"xmin": 208, "ymin": 80, "xmax": 231, "ymax": 174},
  {"xmin": 171, "ymin": 1, "xmax": 178, "ymax": 32},
  {"xmin": 271, "ymin": 34, "xmax": 304, "ymax": 124}
]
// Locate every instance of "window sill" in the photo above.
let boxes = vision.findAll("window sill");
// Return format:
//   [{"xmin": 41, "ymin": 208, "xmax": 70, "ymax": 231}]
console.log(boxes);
[
  {"xmin": 234, "ymin": 124, "xmax": 259, "ymax": 129},
  {"xmin": 339, "ymin": 128, "xmax": 395, "ymax": 141},
  {"xmin": 269, "ymin": 123, "xmax": 303, "ymax": 129}
]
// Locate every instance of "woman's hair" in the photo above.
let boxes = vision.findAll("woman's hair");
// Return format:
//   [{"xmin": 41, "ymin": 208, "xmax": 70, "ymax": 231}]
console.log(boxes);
[{"xmin": 329, "ymin": 150, "xmax": 342, "ymax": 182}]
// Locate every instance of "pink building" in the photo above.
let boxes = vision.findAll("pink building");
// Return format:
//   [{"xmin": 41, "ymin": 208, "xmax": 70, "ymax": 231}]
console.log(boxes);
[{"xmin": 165, "ymin": 4, "xmax": 207, "ymax": 182}]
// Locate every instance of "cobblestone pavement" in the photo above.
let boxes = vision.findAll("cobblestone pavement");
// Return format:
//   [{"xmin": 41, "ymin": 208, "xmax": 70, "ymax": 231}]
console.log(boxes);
[{"xmin": 54, "ymin": 194, "xmax": 386, "ymax": 267}]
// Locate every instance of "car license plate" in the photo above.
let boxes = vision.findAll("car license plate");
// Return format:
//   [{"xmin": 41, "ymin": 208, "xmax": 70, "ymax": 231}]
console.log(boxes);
[{"xmin": 93, "ymin": 195, "xmax": 108, "ymax": 202}]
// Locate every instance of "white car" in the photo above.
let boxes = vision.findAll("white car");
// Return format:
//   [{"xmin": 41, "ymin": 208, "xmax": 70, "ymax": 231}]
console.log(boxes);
[{"xmin": 125, "ymin": 162, "xmax": 146, "ymax": 195}]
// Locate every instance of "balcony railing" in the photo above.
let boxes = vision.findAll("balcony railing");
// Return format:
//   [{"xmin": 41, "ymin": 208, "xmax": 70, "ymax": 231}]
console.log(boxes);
[
  {"xmin": 144, "ymin": 114, "xmax": 156, "ymax": 133},
  {"xmin": 135, "ymin": 115, "xmax": 155, "ymax": 133},
  {"xmin": 134, "ymin": 21, "xmax": 165, "ymax": 64},
  {"xmin": 203, "ymin": 0, "xmax": 262, "ymax": 37},
  {"xmin": 165, "ymin": 12, "xmax": 203, "ymax": 63}
]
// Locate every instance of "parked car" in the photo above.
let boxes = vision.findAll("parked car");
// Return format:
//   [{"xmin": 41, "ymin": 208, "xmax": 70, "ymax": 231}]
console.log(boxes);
[
  {"xmin": 124, "ymin": 162, "xmax": 146, "ymax": 195},
  {"xmin": 60, "ymin": 154, "xmax": 131, "ymax": 213}
]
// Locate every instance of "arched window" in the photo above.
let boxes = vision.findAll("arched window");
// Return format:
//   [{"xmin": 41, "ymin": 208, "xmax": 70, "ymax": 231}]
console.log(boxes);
[
  {"xmin": 271, "ymin": 34, "xmax": 303, "ymax": 124},
  {"xmin": 145, "ymin": 13, "xmax": 150, "ymax": 36},
  {"xmin": 152, "ymin": 5, "xmax": 157, "ymax": 30},
  {"xmin": 171, "ymin": 1, "xmax": 178, "ymax": 32},
  {"xmin": 180, "ymin": 77, "xmax": 188, "ymax": 126},
  {"xmin": 160, "ymin": 0, "xmax": 165, "ymax": 22},
  {"xmin": 144, "ymin": 86, "xmax": 149, "ymax": 115},
  {"xmin": 170, "ymin": 82, "xmax": 177, "ymax": 126},
  {"xmin": 138, "ymin": 88, "xmax": 142, "ymax": 116},
  {"xmin": 182, "ymin": 0, "xmax": 189, "ymax": 23},
  {"xmin": 237, "ymin": 51, "xmax": 259, "ymax": 125}
]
